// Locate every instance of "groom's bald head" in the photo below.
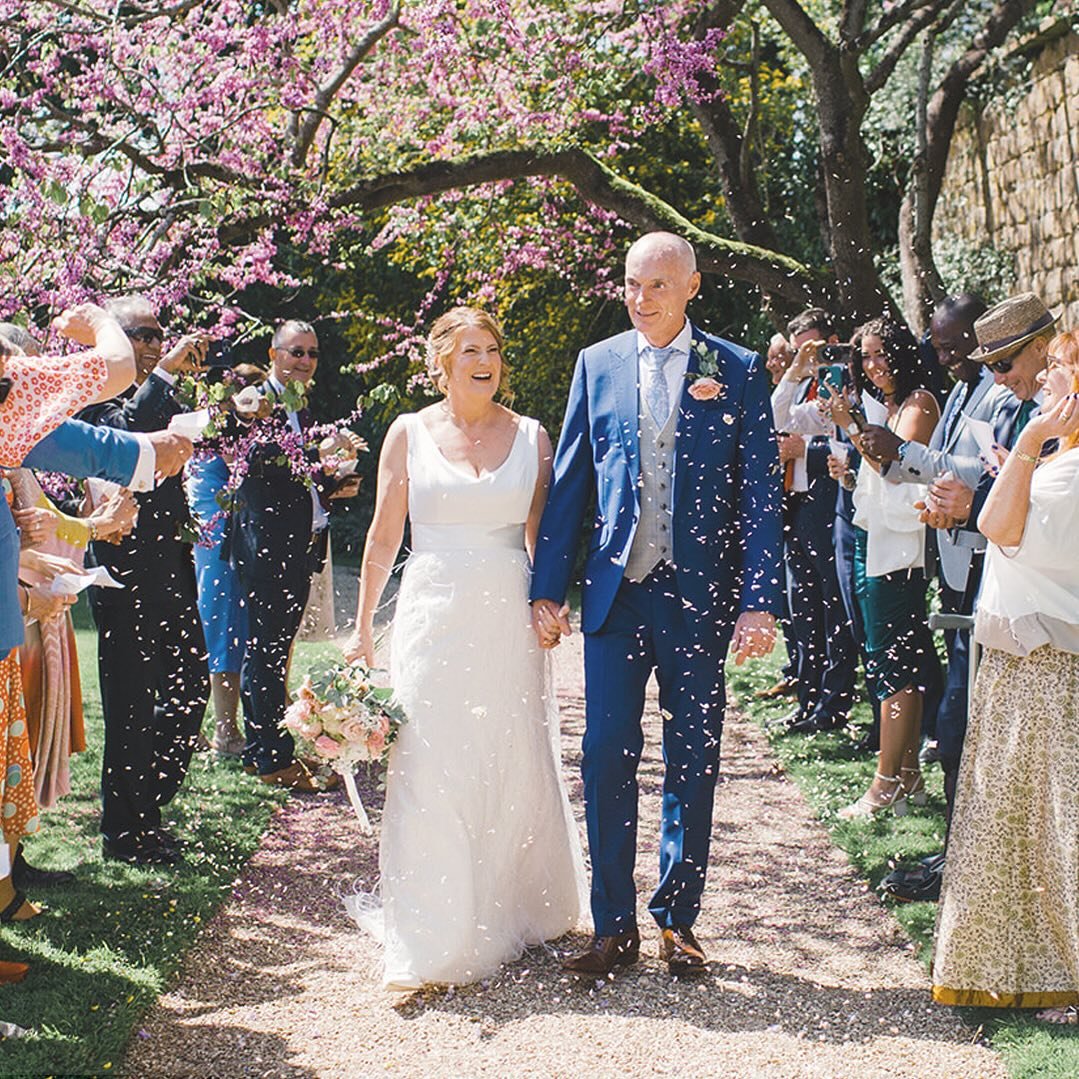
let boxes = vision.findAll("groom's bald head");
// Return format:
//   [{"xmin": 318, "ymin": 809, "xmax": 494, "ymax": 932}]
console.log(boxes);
[
  {"xmin": 624, "ymin": 232, "xmax": 700, "ymax": 348},
  {"xmin": 626, "ymin": 232, "xmax": 697, "ymax": 275}
]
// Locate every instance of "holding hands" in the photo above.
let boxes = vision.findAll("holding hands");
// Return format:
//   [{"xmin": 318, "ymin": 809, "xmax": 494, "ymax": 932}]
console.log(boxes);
[{"xmin": 531, "ymin": 599, "xmax": 571, "ymax": 650}]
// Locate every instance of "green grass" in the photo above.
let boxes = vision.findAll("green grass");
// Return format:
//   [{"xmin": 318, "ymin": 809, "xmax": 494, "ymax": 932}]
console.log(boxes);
[
  {"xmin": 0, "ymin": 601, "xmax": 338, "ymax": 1077},
  {"xmin": 727, "ymin": 641, "xmax": 1079, "ymax": 1078}
]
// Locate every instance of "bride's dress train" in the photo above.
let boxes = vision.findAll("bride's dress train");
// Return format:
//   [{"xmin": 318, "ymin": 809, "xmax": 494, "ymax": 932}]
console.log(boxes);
[{"xmin": 345, "ymin": 413, "xmax": 586, "ymax": 990}]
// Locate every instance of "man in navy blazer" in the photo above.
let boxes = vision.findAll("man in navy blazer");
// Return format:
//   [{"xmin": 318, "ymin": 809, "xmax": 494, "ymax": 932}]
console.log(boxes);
[{"xmin": 531, "ymin": 233, "xmax": 783, "ymax": 977}]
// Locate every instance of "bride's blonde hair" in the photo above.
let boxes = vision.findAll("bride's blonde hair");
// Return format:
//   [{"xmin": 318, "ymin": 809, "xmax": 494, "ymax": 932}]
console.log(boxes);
[{"xmin": 426, "ymin": 306, "xmax": 510, "ymax": 397}]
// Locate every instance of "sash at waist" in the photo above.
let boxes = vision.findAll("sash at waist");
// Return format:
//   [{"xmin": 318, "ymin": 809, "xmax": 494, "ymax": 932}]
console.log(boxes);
[{"xmin": 411, "ymin": 522, "xmax": 526, "ymax": 552}]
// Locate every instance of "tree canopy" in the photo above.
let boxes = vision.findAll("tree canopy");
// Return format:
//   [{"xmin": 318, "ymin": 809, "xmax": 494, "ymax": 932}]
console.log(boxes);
[{"xmin": 0, "ymin": 0, "xmax": 1047, "ymax": 355}]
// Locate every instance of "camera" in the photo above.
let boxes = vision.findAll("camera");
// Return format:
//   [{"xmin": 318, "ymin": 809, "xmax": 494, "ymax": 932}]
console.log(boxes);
[{"xmin": 819, "ymin": 343, "xmax": 853, "ymax": 364}]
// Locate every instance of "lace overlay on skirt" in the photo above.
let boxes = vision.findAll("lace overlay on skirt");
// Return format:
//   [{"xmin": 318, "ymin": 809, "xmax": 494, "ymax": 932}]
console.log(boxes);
[{"xmin": 345, "ymin": 413, "xmax": 586, "ymax": 990}]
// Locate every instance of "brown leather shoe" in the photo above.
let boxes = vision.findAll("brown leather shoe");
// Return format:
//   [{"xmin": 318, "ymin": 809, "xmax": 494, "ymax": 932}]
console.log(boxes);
[
  {"xmin": 660, "ymin": 925, "xmax": 707, "ymax": 975},
  {"xmin": 562, "ymin": 930, "xmax": 640, "ymax": 976},
  {"xmin": 755, "ymin": 677, "xmax": 796, "ymax": 700},
  {"xmin": 259, "ymin": 761, "xmax": 340, "ymax": 793}
]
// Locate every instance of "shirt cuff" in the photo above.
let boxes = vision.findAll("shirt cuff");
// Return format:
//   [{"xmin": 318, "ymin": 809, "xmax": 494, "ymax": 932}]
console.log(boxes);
[
  {"xmin": 152, "ymin": 367, "xmax": 177, "ymax": 386},
  {"xmin": 129, "ymin": 434, "xmax": 156, "ymax": 492}
]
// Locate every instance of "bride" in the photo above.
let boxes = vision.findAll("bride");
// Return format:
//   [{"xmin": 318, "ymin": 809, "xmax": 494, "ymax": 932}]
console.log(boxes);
[{"xmin": 343, "ymin": 306, "xmax": 586, "ymax": 991}]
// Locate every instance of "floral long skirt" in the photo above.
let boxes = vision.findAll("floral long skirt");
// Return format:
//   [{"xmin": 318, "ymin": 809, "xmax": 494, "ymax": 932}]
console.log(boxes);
[
  {"xmin": 932, "ymin": 644, "xmax": 1079, "ymax": 1008},
  {"xmin": 0, "ymin": 650, "xmax": 40, "ymax": 849}
]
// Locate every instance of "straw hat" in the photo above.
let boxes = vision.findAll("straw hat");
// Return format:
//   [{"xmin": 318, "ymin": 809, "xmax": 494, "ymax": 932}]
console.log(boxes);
[{"xmin": 970, "ymin": 292, "xmax": 1058, "ymax": 364}]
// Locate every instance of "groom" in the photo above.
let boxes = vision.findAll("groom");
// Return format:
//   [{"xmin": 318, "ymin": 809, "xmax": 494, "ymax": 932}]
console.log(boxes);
[{"xmin": 531, "ymin": 232, "xmax": 783, "ymax": 977}]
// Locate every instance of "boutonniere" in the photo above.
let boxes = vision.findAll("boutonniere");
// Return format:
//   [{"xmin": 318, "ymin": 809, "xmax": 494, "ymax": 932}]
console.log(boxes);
[{"xmin": 686, "ymin": 339, "xmax": 724, "ymax": 401}]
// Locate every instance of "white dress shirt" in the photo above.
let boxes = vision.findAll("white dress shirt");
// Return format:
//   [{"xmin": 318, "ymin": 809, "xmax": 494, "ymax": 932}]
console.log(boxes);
[
  {"xmin": 770, "ymin": 377, "xmax": 832, "ymax": 492},
  {"xmin": 269, "ymin": 375, "xmax": 328, "ymax": 533},
  {"xmin": 636, "ymin": 320, "xmax": 692, "ymax": 427}
]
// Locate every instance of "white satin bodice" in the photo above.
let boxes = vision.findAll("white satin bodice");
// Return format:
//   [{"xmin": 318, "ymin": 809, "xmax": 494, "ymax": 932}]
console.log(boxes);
[{"xmin": 404, "ymin": 413, "xmax": 538, "ymax": 553}]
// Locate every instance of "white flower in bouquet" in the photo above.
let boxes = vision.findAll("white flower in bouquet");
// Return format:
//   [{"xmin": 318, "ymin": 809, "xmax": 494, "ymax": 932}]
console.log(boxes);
[{"xmin": 233, "ymin": 385, "xmax": 263, "ymax": 415}]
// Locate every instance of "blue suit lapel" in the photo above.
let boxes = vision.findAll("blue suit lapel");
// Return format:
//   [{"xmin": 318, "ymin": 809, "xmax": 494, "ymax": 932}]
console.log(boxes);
[{"xmin": 608, "ymin": 336, "xmax": 640, "ymax": 485}]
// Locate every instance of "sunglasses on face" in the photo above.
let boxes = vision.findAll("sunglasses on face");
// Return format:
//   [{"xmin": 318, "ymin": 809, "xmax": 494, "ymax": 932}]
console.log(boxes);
[
  {"xmin": 279, "ymin": 347, "xmax": 319, "ymax": 360},
  {"xmin": 985, "ymin": 351, "xmax": 1019, "ymax": 375},
  {"xmin": 0, "ymin": 377, "xmax": 11, "ymax": 406},
  {"xmin": 124, "ymin": 326, "xmax": 164, "ymax": 345}
]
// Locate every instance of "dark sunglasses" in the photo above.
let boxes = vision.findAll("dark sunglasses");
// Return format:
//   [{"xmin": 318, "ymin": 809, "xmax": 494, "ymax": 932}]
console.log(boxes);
[
  {"xmin": 124, "ymin": 326, "xmax": 164, "ymax": 345},
  {"xmin": 985, "ymin": 351, "xmax": 1018, "ymax": 375},
  {"xmin": 279, "ymin": 346, "xmax": 319, "ymax": 360},
  {"xmin": 0, "ymin": 377, "xmax": 11, "ymax": 406}
]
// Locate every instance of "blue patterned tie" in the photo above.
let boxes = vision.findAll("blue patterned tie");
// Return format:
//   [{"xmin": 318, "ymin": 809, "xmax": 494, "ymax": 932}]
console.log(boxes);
[{"xmin": 642, "ymin": 346, "xmax": 674, "ymax": 423}]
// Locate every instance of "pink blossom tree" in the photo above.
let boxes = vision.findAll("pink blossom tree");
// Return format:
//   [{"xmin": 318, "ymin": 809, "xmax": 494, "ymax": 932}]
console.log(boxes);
[{"xmin": 0, "ymin": 0, "xmax": 1039, "ymax": 347}]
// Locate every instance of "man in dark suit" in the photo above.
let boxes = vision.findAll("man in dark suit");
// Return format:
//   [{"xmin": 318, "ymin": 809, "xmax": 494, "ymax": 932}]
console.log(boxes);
[
  {"xmin": 228, "ymin": 320, "xmax": 360, "ymax": 792},
  {"xmin": 769, "ymin": 309, "xmax": 857, "ymax": 733},
  {"xmin": 77, "ymin": 295, "xmax": 209, "ymax": 866}
]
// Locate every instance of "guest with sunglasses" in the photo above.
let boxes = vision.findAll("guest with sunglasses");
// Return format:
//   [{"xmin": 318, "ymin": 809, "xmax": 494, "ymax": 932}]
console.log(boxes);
[
  {"xmin": 225, "ymin": 320, "xmax": 359, "ymax": 792},
  {"xmin": 933, "ymin": 316, "xmax": 1079, "ymax": 1025},
  {"xmin": 75, "ymin": 294, "xmax": 210, "ymax": 866}
]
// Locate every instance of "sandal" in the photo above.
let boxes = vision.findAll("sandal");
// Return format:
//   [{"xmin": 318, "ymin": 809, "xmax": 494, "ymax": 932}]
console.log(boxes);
[
  {"xmin": 900, "ymin": 766, "xmax": 928, "ymax": 806},
  {"xmin": 1036, "ymin": 1005, "xmax": 1079, "ymax": 1025},
  {"xmin": 0, "ymin": 890, "xmax": 40, "ymax": 924},
  {"xmin": 838, "ymin": 773, "xmax": 908, "ymax": 820},
  {"xmin": 211, "ymin": 733, "xmax": 246, "ymax": 759}
]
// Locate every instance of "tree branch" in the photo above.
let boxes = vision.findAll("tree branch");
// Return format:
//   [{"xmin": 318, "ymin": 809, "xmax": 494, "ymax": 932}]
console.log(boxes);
[
  {"xmin": 759, "ymin": 0, "xmax": 831, "ymax": 71},
  {"xmin": 859, "ymin": 0, "xmax": 943, "ymax": 50},
  {"xmin": 287, "ymin": 1, "xmax": 402, "ymax": 169},
  {"xmin": 839, "ymin": 0, "xmax": 868, "ymax": 46},
  {"xmin": 922, "ymin": 0, "xmax": 1040, "ymax": 211},
  {"xmin": 328, "ymin": 147, "xmax": 827, "ymax": 303},
  {"xmin": 863, "ymin": 0, "xmax": 951, "ymax": 96}
]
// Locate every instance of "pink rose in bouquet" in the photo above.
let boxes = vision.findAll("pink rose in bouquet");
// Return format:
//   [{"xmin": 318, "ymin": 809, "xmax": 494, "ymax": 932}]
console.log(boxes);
[
  {"xmin": 314, "ymin": 734, "xmax": 342, "ymax": 759},
  {"xmin": 340, "ymin": 717, "xmax": 368, "ymax": 744}
]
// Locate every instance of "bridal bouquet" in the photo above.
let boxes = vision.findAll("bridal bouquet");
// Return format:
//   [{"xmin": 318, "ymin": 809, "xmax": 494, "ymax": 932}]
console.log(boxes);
[
  {"xmin": 282, "ymin": 659, "xmax": 405, "ymax": 833},
  {"xmin": 284, "ymin": 659, "xmax": 404, "ymax": 770}
]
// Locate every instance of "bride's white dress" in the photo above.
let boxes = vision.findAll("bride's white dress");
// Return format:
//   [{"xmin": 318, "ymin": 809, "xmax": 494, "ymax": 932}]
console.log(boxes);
[{"xmin": 346, "ymin": 412, "xmax": 586, "ymax": 990}]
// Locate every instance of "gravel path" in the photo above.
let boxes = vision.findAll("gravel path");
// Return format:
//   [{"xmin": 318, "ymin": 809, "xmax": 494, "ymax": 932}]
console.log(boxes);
[{"xmin": 125, "ymin": 634, "xmax": 1002, "ymax": 1078}]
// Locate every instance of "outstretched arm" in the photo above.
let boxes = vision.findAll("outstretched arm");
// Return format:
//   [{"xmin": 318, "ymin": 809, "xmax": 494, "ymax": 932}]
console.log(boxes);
[{"xmin": 344, "ymin": 417, "xmax": 409, "ymax": 666}]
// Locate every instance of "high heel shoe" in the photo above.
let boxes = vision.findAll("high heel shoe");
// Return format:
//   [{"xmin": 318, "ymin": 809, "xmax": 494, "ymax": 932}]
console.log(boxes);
[
  {"xmin": 838, "ymin": 773, "xmax": 908, "ymax": 820},
  {"xmin": 900, "ymin": 766, "xmax": 928, "ymax": 807}
]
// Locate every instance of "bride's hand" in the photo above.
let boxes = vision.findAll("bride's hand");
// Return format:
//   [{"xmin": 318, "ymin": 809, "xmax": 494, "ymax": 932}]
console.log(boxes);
[
  {"xmin": 531, "ymin": 599, "xmax": 571, "ymax": 649},
  {"xmin": 343, "ymin": 625, "xmax": 376, "ymax": 667}
]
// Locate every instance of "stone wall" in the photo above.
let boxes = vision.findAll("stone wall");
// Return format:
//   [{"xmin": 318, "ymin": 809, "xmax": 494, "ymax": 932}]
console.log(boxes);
[{"xmin": 934, "ymin": 23, "xmax": 1079, "ymax": 328}]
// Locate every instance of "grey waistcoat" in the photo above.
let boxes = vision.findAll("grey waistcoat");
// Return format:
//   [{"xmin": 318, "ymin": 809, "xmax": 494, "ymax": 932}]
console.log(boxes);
[{"xmin": 624, "ymin": 397, "xmax": 679, "ymax": 582}]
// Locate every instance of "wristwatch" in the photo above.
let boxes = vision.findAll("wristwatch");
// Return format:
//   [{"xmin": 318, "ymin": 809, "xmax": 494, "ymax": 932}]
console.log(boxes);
[{"xmin": 895, "ymin": 440, "xmax": 910, "ymax": 463}]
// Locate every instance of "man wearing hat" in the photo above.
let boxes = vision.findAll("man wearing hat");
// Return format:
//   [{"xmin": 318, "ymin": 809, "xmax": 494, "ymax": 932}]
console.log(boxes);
[{"xmin": 878, "ymin": 292, "xmax": 1055, "ymax": 902}]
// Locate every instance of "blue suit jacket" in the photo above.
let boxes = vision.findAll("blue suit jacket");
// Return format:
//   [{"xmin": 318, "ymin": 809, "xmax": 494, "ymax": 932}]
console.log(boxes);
[
  {"xmin": 3, "ymin": 420, "xmax": 143, "ymax": 651},
  {"xmin": 21, "ymin": 419, "xmax": 141, "ymax": 483},
  {"xmin": 530, "ymin": 325, "xmax": 784, "ymax": 636}
]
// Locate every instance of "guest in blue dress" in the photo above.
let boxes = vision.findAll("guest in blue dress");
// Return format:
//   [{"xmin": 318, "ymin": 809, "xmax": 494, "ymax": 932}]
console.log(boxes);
[{"xmin": 187, "ymin": 452, "xmax": 248, "ymax": 756}]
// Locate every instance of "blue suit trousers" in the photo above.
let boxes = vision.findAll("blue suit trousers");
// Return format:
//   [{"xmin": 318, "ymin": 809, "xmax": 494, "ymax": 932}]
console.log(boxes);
[{"xmin": 582, "ymin": 565, "xmax": 728, "ymax": 936}]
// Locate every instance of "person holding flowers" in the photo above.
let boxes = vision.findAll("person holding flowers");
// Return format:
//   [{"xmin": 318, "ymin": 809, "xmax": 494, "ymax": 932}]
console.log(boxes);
[{"xmin": 343, "ymin": 305, "xmax": 585, "ymax": 992}]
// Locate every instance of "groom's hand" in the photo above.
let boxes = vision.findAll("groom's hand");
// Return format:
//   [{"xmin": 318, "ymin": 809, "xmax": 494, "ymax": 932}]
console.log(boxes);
[
  {"xmin": 730, "ymin": 611, "xmax": 776, "ymax": 666},
  {"xmin": 531, "ymin": 599, "xmax": 571, "ymax": 649}
]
